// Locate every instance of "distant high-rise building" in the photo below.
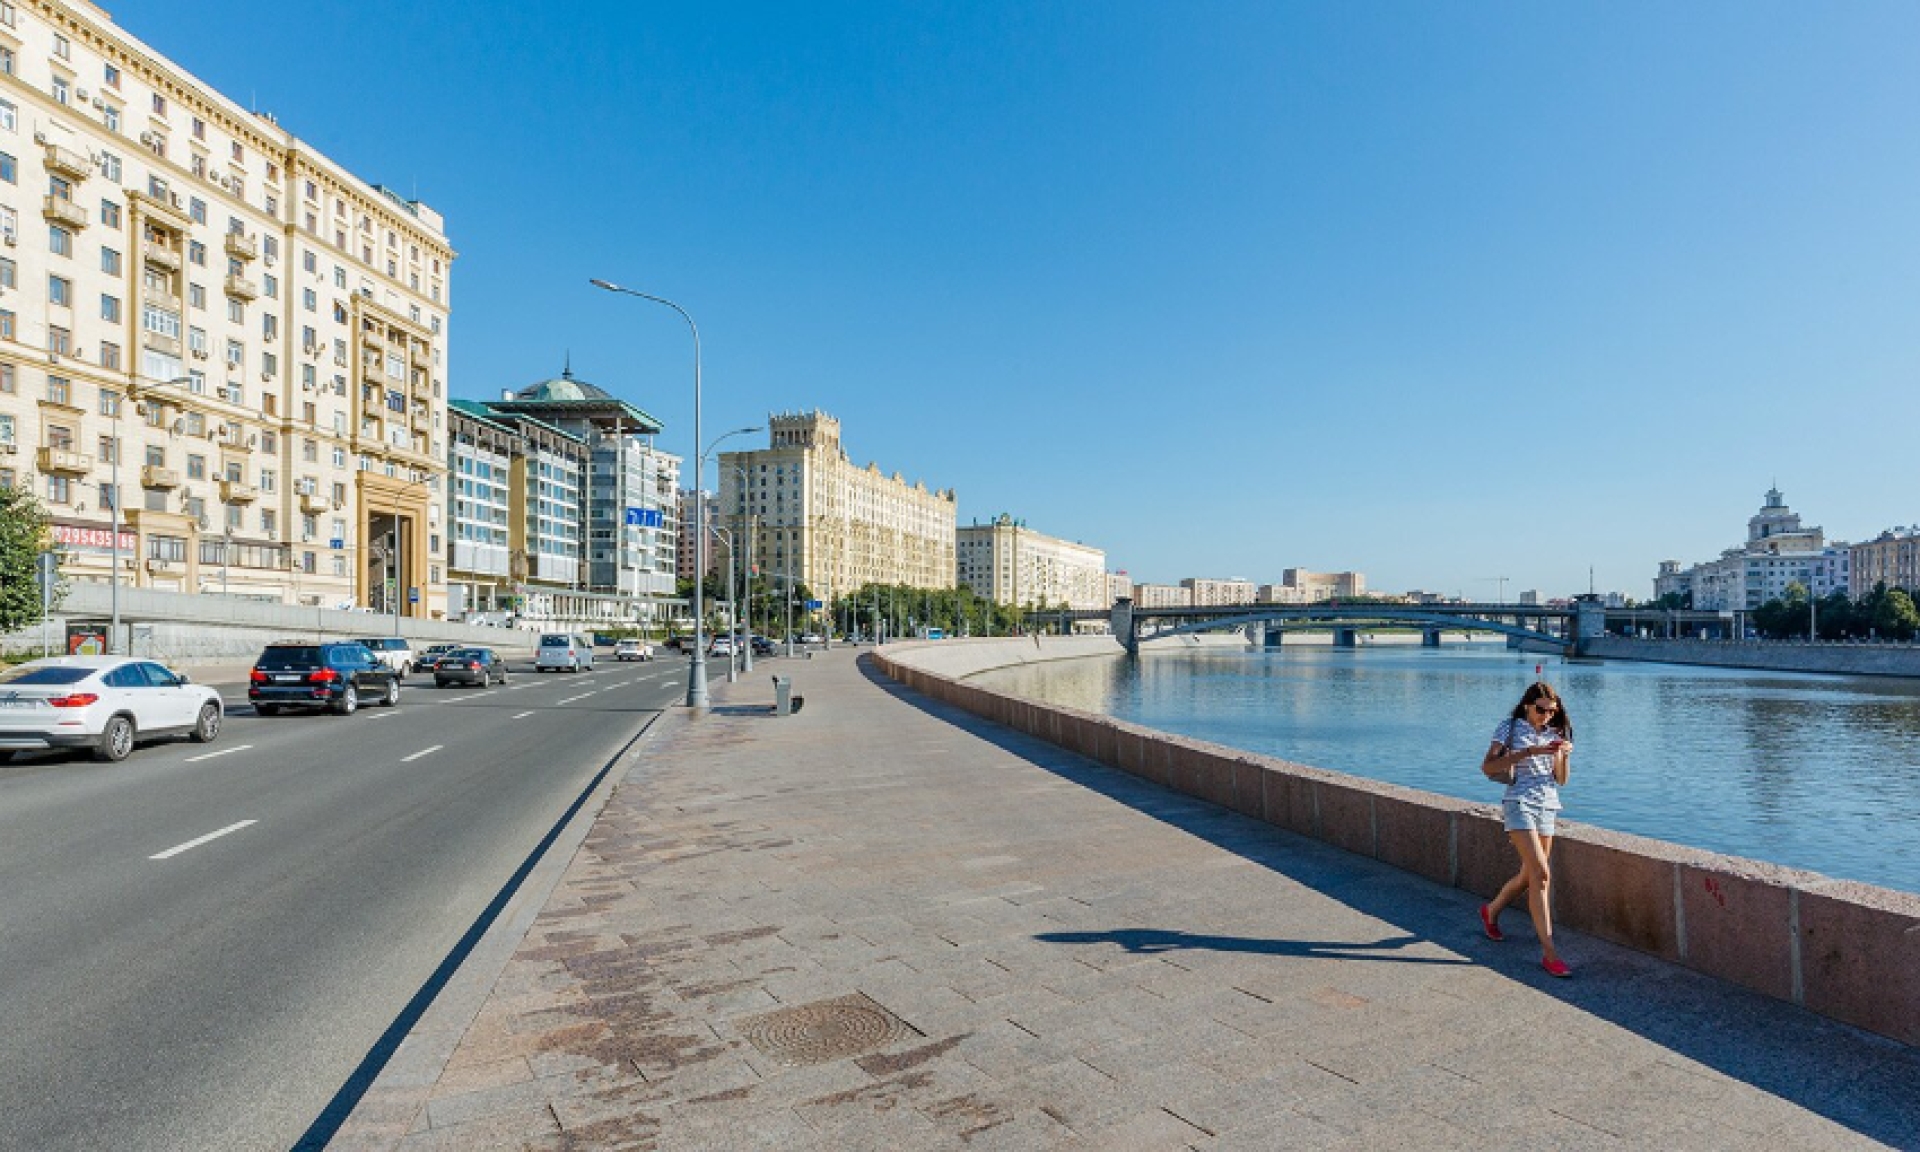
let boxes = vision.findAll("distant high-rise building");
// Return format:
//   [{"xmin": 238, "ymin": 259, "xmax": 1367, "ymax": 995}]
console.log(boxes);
[
  {"xmin": 1133, "ymin": 582, "xmax": 1191, "ymax": 609},
  {"xmin": 720, "ymin": 411, "xmax": 955, "ymax": 599},
  {"xmin": 1182, "ymin": 577, "xmax": 1256, "ymax": 606},
  {"xmin": 956, "ymin": 515, "xmax": 1106, "ymax": 610}
]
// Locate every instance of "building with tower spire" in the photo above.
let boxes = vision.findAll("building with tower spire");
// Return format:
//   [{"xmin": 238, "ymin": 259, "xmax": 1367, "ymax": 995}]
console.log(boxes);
[{"xmin": 1654, "ymin": 487, "xmax": 1849, "ymax": 610}]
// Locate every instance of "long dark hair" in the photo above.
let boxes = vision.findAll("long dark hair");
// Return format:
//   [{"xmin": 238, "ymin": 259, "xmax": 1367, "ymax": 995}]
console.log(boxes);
[{"xmin": 1508, "ymin": 681, "xmax": 1573, "ymax": 740}]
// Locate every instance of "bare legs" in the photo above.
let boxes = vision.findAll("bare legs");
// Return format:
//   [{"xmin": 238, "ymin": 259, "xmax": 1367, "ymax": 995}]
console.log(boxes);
[{"xmin": 1486, "ymin": 830, "xmax": 1560, "ymax": 965}]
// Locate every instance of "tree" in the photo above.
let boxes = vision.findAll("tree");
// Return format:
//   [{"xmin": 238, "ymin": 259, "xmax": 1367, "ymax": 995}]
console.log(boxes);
[
  {"xmin": 0, "ymin": 483, "xmax": 55, "ymax": 634},
  {"xmin": 1873, "ymin": 588, "xmax": 1920, "ymax": 641}
]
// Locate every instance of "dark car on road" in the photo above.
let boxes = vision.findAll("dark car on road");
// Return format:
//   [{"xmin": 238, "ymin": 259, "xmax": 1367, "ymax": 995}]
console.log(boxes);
[
  {"xmin": 248, "ymin": 642, "xmax": 402, "ymax": 716},
  {"xmin": 431, "ymin": 647, "xmax": 510, "ymax": 688},
  {"xmin": 751, "ymin": 635, "xmax": 776, "ymax": 656}
]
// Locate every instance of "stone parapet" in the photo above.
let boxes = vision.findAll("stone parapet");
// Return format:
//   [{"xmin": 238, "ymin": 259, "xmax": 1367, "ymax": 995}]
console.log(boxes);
[{"xmin": 875, "ymin": 638, "xmax": 1920, "ymax": 1049}]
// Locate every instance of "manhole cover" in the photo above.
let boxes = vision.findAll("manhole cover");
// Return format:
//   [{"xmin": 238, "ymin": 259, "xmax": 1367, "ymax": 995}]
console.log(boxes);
[{"xmin": 736, "ymin": 993, "xmax": 912, "ymax": 1065}]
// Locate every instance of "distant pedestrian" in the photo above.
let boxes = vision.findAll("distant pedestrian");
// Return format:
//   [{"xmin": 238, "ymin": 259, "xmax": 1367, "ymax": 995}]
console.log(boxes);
[{"xmin": 1477, "ymin": 681, "xmax": 1574, "ymax": 977}]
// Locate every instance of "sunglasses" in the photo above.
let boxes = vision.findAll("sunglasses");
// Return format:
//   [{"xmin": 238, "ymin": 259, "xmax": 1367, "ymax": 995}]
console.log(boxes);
[{"xmin": 1528, "ymin": 702, "xmax": 1558, "ymax": 715}]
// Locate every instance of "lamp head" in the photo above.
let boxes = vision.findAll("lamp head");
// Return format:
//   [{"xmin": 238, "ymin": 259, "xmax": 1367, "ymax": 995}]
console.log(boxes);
[{"xmin": 589, "ymin": 278, "xmax": 621, "ymax": 292}]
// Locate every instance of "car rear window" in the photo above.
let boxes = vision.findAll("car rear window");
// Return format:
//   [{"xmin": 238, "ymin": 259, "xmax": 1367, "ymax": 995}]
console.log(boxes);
[
  {"xmin": 257, "ymin": 646, "xmax": 323, "ymax": 669},
  {"xmin": 539, "ymin": 634, "xmax": 571, "ymax": 647},
  {"xmin": 0, "ymin": 665, "xmax": 93, "ymax": 685}
]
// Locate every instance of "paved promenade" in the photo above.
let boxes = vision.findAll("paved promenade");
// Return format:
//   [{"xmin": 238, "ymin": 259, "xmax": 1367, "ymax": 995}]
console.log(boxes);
[{"xmin": 334, "ymin": 647, "xmax": 1920, "ymax": 1150}]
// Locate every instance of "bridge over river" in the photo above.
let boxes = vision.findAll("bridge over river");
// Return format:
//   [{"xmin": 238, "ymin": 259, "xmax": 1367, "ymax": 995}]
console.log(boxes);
[{"xmin": 1029, "ymin": 599, "xmax": 1733, "ymax": 655}]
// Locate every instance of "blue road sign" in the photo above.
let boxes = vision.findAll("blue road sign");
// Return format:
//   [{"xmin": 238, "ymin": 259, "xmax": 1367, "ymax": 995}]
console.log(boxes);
[
  {"xmin": 409, "ymin": 587, "xmax": 421, "ymax": 604},
  {"xmin": 623, "ymin": 507, "xmax": 663, "ymax": 528},
  {"xmin": 805, "ymin": 599, "xmax": 824, "ymax": 610}
]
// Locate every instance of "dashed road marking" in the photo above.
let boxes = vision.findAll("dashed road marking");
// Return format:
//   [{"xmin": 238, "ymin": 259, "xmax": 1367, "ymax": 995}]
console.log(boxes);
[
  {"xmin": 511, "ymin": 710, "xmax": 535, "ymax": 719},
  {"xmin": 151, "ymin": 820, "xmax": 257, "ymax": 860},
  {"xmin": 184, "ymin": 744, "xmax": 253, "ymax": 763},
  {"xmin": 400, "ymin": 745, "xmax": 443, "ymax": 762}
]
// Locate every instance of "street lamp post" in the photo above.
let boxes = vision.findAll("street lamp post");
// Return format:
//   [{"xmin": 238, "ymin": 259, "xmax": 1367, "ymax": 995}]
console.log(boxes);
[
  {"xmin": 711, "ymin": 523, "xmax": 739, "ymax": 683},
  {"xmin": 112, "ymin": 375, "xmax": 195, "ymax": 653},
  {"xmin": 592, "ymin": 278, "xmax": 712, "ymax": 708}
]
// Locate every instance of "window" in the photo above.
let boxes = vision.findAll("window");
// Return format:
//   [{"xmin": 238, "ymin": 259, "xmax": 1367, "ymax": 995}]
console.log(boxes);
[
  {"xmin": 227, "ymin": 299, "xmax": 243, "ymax": 323},
  {"xmin": 188, "ymin": 198, "xmax": 206, "ymax": 225},
  {"xmin": 53, "ymin": 33, "xmax": 70, "ymax": 60},
  {"xmin": 302, "ymin": 288, "xmax": 316, "ymax": 313},
  {"xmin": 100, "ymin": 199, "xmax": 120, "ymax": 228},
  {"xmin": 104, "ymin": 62, "xmax": 120, "ymax": 89},
  {"xmin": 49, "ymin": 226, "xmax": 70, "ymax": 257},
  {"xmin": 186, "ymin": 454, "xmax": 205, "ymax": 480},
  {"xmin": 0, "ymin": 413, "xmax": 12, "ymax": 445},
  {"xmin": 99, "ymin": 389, "xmax": 120, "ymax": 417},
  {"xmin": 0, "ymin": 98, "xmax": 13, "ymax": 132},
  {"xmin": 46, "ymin": 375, "xmax": 70, "ymax": 405},
  {"xmin": 0, "ymin": 364, "xmax": 10, "ymax": 392},
  {"xmin": 52, "ymin": 77, "xmax": 69, "ymax": 106},
  {"xmin": 100, "ymin": 247, "xmax": 121, "ymax": 275},
  {"xmin": 101, "ymin": 152, "xmax": 121, "ymax": 182},
  {"xmin": 100, "ymin": 295, "xmax": 120, "ymax": 322},
  {"xmin": 47, "ymin": 327, "xmax": 70, "ymax": 355},
  {"xmin": 226, "ymin": 339, "xmax": 243, "ymax": 366},
  {"xmin": 48, "ymin": 275, "xmax": 71, "ymax": 306},
  {"xmin": 262, "ymin": 314, "xmax": 277, "ymax": 340},
  {"xmin": 0, "ymin": 152, "xmax": 14, "ymax": 184},
  {"xmin": 189, "ymin": 284, "xmax": 205, "ymax": 309},
  {"xmin": 302, "ymin": 251, "xmax": 316, "ymax": 274},
  {"xmin": 231, "ymin": 141, "xmax": 242, "ymax": 163},
  {"xmin": 189, "ymin": 240, "xmax": 206, "ymax": 266},
  {"xmin": 0, "ymin": 257, "xmax": 11, "ymax": 288},
  {"xmin": 0, "ymin": 310, "xmax": 12, "ymax": 339},
  {"xmin": 0, "ymin": 47, "xmax": 11, "ymax": 77},
  {"xmin": 191, "ymin": 117, "xmax": 205, "ymax": 141},
  {"xmin": 46, "ymin": 475, "xmax": 70, "ymax": 505},
  {"xmin": 100, "ymin": 342, "xmax": 120, "ymax": 371},
  {"xmin": 153, "ymin": 93, "xmax": 168, "ymax": 115},
  {"xmin": 103, "ymin": 105, "xmax": 119, "ymax": 133}
]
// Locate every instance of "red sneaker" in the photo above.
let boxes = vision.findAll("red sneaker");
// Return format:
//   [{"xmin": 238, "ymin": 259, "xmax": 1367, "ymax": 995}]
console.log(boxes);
[
  {"xmin": 1541, "ymin": 956, "xmax": 1572, "ymax": 978},
  {"xmin": 1479, "ymin": 904, "xmax": 1504, "ymax": 942}
]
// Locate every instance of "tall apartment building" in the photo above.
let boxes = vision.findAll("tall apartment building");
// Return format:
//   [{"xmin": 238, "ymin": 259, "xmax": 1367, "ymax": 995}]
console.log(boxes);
[
  {"xmin": 1106, "ymin": 570, "xmax": 1132, "ymax": 606},
  {"xmin": 0, "ymin": 1, "xmax": 454, "ymax": 615},
  {"xmin": 675, "ymin": 487, "xmax": 717, "ymax": 581},
  {"xmin": 1656, "ymin": 488, "xmax": 1848, "ymax": 610},
  {"xmin": 1182, "ymin": 577, "xmax": 1256, "ymax": 606},
  {"xmin": 1849, "ymin": 527, "xmax": 1920, "ymax": 599},
  {"xmin": 955, "ymin": 514, "xmax": 1107, "ymax": 610},
  {"xmin": 719, "ymin": 411, "xmax": 955, "ymax": 600}
]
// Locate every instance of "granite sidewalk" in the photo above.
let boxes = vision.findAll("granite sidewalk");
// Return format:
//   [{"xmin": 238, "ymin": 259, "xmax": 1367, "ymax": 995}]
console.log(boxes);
[{"xmin": 333, "ymin": 646, "xmax": 1920, "ymax": 1150}]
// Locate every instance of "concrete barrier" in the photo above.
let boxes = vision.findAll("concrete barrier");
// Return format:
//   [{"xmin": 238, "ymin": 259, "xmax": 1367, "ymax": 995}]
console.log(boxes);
[{"xmin": 875, "ymin": 639, "xmax": 1920, "ymax": 1049}]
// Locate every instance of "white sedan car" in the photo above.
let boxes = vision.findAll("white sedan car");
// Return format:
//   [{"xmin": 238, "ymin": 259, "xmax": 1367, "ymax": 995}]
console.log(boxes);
[{"xmin": 0, "ymin": 656, "xmax": 223, "ymax": 763}]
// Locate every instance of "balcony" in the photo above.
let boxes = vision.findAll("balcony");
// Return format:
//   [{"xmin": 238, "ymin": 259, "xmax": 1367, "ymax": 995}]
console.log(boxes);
[
  {"xmin": 361, "ymin": 330, "xmax": 387, "ymax": 354},
  {"xmin": 142, "ymin": 242, "xmax": 182, "ymax": 271},
  {"xmin": 219, "ymin": 479, "xmax": 259, "ymax": 503},
  {"xmin": 42, "ymin": 195, "xmax": 88, "ymax": 230},
  {"xmin": 223, "ymin": 274, "xmax": 259, "ymax": 301},
  {"xmin": 141, "ymin": 465, "xmax": 182, "ymax": 489},
  {"xmin": 44, "ymin": 144, "xmax": 92, "ymax": 181},
  {"xmin": 143, "ymin": 558, "xmax": 178, "ymax": 575},
  {"xmin": 409, "ymin": 343, "xmax": 432, "ymax": 369},
  {"xmin": 299, "ymin": 492, "xmax": 331, "ymax": 515},
  {"xmin": 38, "ymin": 447, "xmax": 93, "ymax": 474},
  {"xmin": 144, "ymin": 288, "xmax": 182, "ymax": 315},
  {"xmin": 223, "ymin": 231, "xmax": 258, "ymax": 261},
  {"xmin": 141, "ymin": 330, "xmax": 182, "ymax": 358}
]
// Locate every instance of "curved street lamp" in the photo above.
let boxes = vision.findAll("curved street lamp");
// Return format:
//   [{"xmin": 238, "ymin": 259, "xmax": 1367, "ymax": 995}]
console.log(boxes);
[{"xmin": 590, "ymin": 278, "xmax": 713, "ymax": 707}]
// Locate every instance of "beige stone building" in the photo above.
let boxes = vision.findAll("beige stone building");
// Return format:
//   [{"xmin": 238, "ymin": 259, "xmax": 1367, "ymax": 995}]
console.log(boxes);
[
  {"xmin": 719, "ymin": 411, "xmax": 954, "ymax": 602},
  {"xmin": 1182, "ymin": 577, "xmax": 1256, "ymax": 606},
  {"xmin": 1132, "ymin": 582, "xmax": 1191, "ymax": 609},
  {"xmin": 1849, "ymin": 527, "xmax": 1920, "ymax": 599},
  {"xmin": 956, "ymin": 515, "xmax": 1106, "ymax": 610},
  {"xmin": 0, "ymin": 0, "xmax": 453, "ymax": 615},
  {"xmin": 1258, "ymin": 568, "xmax": 1366, "ymax": 604}
]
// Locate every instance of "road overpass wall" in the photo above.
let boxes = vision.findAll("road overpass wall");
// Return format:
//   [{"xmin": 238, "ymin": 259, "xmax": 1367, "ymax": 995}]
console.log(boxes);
[
  {"xmin": 1585, "ymin": 636, "xmax": 1920, "ymax": 677},
  {"xmin": 2, "ymin": 582, "xmax": 536, "ymax": 661},
  {"xmin": 874, "ymin": 638, "xmax": 1920, "ymax": 1050}
]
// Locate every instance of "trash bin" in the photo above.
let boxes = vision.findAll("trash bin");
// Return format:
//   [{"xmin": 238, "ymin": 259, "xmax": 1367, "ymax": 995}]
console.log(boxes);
[{"xmin": 772, "ymin": 675, "xmax": 792, "ymax": 717}]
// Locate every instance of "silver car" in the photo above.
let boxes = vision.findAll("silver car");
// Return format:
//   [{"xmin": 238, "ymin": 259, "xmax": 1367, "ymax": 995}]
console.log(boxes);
[
  {"xmin": 534, "ymin": 633, "xmax": 595, "ymax": 673},
  {"xmin": 0, "ymin": 657, "xmax": 223, "ymax": 762}
]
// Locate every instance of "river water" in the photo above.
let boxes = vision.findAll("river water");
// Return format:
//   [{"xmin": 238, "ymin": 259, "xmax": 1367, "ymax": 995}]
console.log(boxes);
[{"xmin": 972, "ymin": 644, "xmax": 1920, "ymax": 895}]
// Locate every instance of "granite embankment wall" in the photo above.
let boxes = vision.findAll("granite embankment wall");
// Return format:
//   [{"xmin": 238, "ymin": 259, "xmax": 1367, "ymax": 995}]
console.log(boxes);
[
  {"xmin": 875, "ymin": 637, "xmax": 1920, "ymax": 1049},
  {"xmin": 1588, "ymin": 636, "xmax": 1920, "ymax": 677},
  {"xmin": 1, "ymin": 583, "xmax": 535, "ymax": 662}
]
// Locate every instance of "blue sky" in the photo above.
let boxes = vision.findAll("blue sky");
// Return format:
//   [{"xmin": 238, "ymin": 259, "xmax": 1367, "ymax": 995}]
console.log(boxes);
[{"xmin": 113, "ymin": 1, "xmax": 1920, "ymax": 598}]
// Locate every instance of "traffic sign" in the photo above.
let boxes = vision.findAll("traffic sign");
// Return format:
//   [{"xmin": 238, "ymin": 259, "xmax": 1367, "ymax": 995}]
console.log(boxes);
[
  {"xmin": 623, "ymin": 507, "xmax": 663, "ymax": 528},
  {"xmin": 408, "ymin": 587, "xmax": 420, "ymax": 604},
  {"xmin": 329, "ymin": 537, "xmax": 345, "ymax": 550},
  {"xmin": 805, "ymin": 599, "xmax": 823, "ymax": 610}
]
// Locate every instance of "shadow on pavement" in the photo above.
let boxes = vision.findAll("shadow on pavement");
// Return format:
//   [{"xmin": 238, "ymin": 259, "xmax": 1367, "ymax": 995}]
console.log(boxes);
[
  {"xmin": 857, "ymin": 655, "xmax": 1920, "ymax": 1149},
  {"xmin": 1036, "ymin": 928, "xmax": 1470, "ymax": 966}
]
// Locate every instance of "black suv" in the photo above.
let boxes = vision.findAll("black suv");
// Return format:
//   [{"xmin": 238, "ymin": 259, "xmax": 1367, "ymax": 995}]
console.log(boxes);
[{"xmin": 248, "ymin": 641, "xmax": 402, "ymax": 716}]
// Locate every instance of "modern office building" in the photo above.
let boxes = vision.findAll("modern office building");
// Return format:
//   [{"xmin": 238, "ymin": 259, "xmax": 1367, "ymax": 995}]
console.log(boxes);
[
  {"xmin": 483, "ymin": 370, "xmax": 679, "ymax": 614},
  {"xmin": 0, "ymin": 0, "xmax": 455, "ymax": 614},
  {"xmin": 719, "ymin": 411, "xmax": 956, "ymax": 601},
  {"xmin": 955, "ymin": 514, "xmax": 1107, "ymax": 610}
]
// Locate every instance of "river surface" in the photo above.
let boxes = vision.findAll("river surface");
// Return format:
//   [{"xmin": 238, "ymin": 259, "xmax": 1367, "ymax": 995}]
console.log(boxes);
[{"xmin": 973, "ymin": 644, "xmax": 1920, "ymax": 895}]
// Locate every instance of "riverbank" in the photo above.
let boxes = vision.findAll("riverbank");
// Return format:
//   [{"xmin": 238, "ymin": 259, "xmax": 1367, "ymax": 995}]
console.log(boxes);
[
  {"xmin": 877, "ymin": 637, "xmax": 1920, "ymax": 1051},
  {"xmin": 1587, "ymin": 635, "xmax": 1920, "ymax": 678}
]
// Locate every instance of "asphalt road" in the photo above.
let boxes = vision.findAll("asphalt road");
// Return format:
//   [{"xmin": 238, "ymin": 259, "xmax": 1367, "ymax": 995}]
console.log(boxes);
[{"xmin": 0, "ymin": 653, "xmax": 716, "ymax": 1152}]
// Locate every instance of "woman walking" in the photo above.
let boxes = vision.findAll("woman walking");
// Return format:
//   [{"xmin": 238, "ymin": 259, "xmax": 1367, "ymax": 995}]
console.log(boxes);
[{"xmin": 1478, "ymin": 682, "xmax": 1574, "ymax": 977}]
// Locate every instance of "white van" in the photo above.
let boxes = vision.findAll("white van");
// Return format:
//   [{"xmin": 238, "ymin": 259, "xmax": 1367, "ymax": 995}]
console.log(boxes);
[{"xmin": 534, "ymin": 633, "xmax": 595, "ymax": 673}]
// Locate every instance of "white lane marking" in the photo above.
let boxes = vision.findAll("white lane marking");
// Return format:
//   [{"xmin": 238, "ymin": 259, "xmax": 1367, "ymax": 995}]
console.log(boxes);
[
  {"xmin": 556, "ymin": 694, "xmax": 591, "ymax": 705},
  {"xmin": 401, "ymin": 745, "xmax": 443, "ymax": 762},
  {"xmin": 511, "ymin": 710, "xmax": 535, "ymax": 719},
  {"xmin": 151, "ymin": 820, "xmax": 257, "ymax": 860},
  {"xmin": 363, "ymin": 712, "xmax": 396, "ymax": 720},
  {"xmin": 184, "ymin": 744, "xmax": 253, "ymax": 763}
]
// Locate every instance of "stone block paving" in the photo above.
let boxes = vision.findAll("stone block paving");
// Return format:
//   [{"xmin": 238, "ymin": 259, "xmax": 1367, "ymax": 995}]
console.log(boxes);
[{"xmin": 337, "ymin": 648, "xmax": 1920, "ymax": 1150}]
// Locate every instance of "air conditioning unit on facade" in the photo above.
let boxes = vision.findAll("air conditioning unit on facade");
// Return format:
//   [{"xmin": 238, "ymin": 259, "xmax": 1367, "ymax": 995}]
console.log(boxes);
[
  {"xmin": 75, "ymin": 87, "xmax": 88, "ymax": 102},
  {"xmin": 192, "ymin": 349, "xmax": 208, "ymax": 359},
  {"xmin": 33, "ymin": 131, "xmax": 47, "ymax": 144},
  {"xmin": 138, "ymin": 131, "xmax": 155, "ymax": 145}
]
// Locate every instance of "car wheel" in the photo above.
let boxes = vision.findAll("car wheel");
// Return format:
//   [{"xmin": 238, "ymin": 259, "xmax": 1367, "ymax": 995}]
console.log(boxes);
[
  {"xmin": 95, "ymin": 715, "xmax": 136, "ymax": 762},
  {"xmin": 190, "ymin": 702, "xmax": 222, "ymax": 743},
  {"xmin": 382, "ymin": 679, "xmax": 401, "ymax": 707},
  {"xmin": 255, "ymin": 704, "xmax": 282, "ymax": 717},
  {"xmin": 499, "ymin": 671, "xmax": 510, "ymax": 685},
  {"xmin": 333, "ymin": 685, "xmax": 359, "ymax": 716}
]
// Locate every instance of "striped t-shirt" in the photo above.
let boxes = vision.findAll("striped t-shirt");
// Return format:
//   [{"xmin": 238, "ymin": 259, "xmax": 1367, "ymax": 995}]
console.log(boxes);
[{"xmin": 1494, "ymin": 717, "xmax": 1564, "ymax": 810}]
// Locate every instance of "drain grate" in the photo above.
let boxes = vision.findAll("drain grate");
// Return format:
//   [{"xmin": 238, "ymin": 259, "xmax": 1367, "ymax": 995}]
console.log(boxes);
[{"xmin": 736, "ymin": 993, "xmax": 912, "ymax": 1065}]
